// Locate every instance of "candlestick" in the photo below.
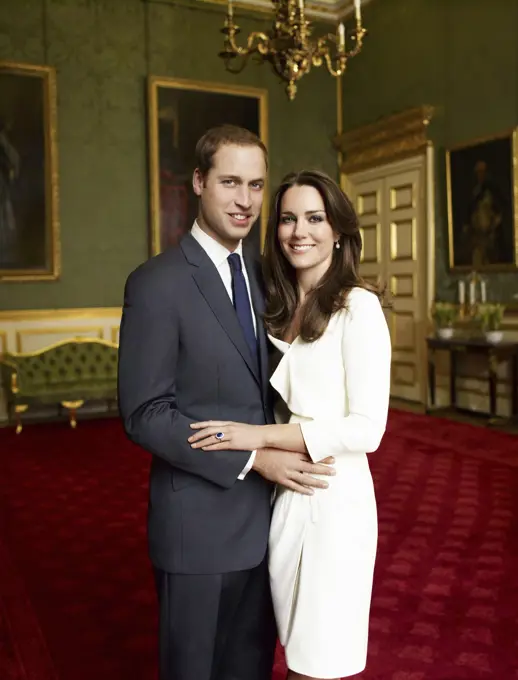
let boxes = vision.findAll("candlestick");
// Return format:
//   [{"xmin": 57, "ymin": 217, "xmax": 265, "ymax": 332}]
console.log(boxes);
[{"xmin": 458, "ymin": 280, "xmax": 465, "ymax": 306}]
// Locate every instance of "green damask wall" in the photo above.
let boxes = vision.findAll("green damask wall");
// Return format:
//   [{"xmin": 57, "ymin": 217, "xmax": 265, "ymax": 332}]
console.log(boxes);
[
  {"xmin": 0, "ymin": 0, "xmax": 338, "ymax": 310},
  {"xmin": 341, "ymin": 0, "xmax": 518, "ymax": 303}
]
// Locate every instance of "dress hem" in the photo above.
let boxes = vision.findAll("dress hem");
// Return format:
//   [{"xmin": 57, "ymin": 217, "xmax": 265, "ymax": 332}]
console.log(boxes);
[{"xmin": 284, "ymin": 659, "xmax": 367, "ymax": 679}]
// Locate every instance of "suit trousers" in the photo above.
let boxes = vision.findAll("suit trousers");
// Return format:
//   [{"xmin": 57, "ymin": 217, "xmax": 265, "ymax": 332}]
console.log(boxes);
[{"xmin": 154, "ymin": 556, "xmax": 276, "ymax": 680}]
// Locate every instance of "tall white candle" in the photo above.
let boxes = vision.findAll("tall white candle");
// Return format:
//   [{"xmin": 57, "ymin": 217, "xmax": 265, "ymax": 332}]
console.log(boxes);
[
  {"xmin": 458, "ymin": 280, "xmax": 465, "ymax": 305},
  {"xmin": 228, "ymin": 0, "xmax": 233, "ymax": 18},
  {"xmin": 481, "ymin": 280, "xmax": 487, "ymax": 303}
]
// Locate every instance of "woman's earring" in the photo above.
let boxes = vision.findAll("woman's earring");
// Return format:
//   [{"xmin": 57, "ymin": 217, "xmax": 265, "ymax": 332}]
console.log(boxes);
[{"xmin": 335, "ymin": 241, "xmax": 340, "ymax": 250}]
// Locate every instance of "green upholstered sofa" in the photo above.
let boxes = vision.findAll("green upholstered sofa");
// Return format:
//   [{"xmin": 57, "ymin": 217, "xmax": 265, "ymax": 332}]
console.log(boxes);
[{"xmin": 0, "ymin": 338, "xmax": 118, "ymax": 433}]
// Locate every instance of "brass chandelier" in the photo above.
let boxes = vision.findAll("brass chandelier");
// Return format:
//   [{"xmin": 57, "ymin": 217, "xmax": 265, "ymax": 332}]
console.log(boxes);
[{"xmin": 219, "ymin": 0, "xmax": 366, "ymax": 101}]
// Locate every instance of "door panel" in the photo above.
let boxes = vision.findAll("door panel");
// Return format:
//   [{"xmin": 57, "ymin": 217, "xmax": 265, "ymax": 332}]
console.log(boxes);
[
  {"xmin": 386, "ymin": 168, "xmax": 423, "ymax": 403},
  {"xmin": 355, "ymin": 178, "xmax": 383, "ymax": 287},
  {"xmin": 348, "ymin": 158, "xmax": 427, "ymax": 404}
]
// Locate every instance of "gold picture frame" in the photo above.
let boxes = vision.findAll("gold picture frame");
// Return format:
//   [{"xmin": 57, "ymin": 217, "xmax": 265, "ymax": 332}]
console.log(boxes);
[
  {"xmin": 147, "ymin": 76, "xmax": 268, "ymax": 256},
  {"xmin": 0, "ymin": 62, "xmax": 60, "ymax": 281},
  {"xmin": 446, "ymin": 128, "xmax": 518, "ymax": 272}
]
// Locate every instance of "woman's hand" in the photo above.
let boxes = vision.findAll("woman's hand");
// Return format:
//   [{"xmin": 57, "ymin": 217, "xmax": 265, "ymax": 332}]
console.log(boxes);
[{"xmin": 188, "ymin": 421, "xmax": 269, "ymax": 452}]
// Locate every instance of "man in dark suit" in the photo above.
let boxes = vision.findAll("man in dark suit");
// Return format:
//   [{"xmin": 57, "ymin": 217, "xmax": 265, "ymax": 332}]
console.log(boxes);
[{"xmin": 117, "ymin": 125, "xmax": 334, "ymax": 680}]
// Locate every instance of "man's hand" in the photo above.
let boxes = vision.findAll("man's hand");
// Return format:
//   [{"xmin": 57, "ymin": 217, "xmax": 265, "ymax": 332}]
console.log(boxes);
[{"xmin": 253, "ymin": 448, "xmax": 335, "ymax": 495}]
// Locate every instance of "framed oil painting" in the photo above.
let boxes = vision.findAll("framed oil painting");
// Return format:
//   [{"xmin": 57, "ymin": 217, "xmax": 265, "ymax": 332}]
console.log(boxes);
[
  {"xmin": 147, "ymin": 76, "xmax": 268, "ymax": 256},
  {"xmin": 0, "ymin": 62, "xmax": 60, "ymax": 281},
  {"xmin": 446, "ymin": 129, "xmax": 517, "ymax": 271}
]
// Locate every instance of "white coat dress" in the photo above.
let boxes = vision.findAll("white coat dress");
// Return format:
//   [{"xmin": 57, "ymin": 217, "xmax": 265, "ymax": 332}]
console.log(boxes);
[{"xmin": 268, "ymin": 287, "xmax": 392, "ymax": 679}]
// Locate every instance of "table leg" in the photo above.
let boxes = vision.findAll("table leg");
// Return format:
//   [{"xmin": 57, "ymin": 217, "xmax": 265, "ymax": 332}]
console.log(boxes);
[
  {"xmin": 511, "ymin": 353, "xmax": 518, "ymax": 419},
  {"xmin": 450, "ymin": 350, "xmax": 457, "ymax": 407},
  {"xmin": 488, "ymin": 352, "xmax": 498, "ymax": 419},
  {"xmin": 428, "ymin": 350, "xmax": 436, "ymax": 408}
]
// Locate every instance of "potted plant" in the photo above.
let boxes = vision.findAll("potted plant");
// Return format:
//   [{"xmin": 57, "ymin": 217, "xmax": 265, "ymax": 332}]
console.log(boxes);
[
  {"xmin": 431, "ymin": 302, "xmax": 458, "ymax": 339},
  {"xmin": 476, "ymin": 303, "xmax": 506, "ymax": 343}
]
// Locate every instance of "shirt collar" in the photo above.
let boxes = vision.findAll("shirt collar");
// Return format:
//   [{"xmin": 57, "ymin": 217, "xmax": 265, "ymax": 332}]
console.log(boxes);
[{"xmin": 191, "ymin": 220, "xmax": 243, "ymax": 269}]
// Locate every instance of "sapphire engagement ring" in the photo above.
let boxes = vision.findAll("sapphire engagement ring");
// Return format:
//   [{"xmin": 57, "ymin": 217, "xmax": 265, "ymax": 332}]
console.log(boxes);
[{"xmin": 215, "ymin": 432, "xmax": 225, "ymax": 441}]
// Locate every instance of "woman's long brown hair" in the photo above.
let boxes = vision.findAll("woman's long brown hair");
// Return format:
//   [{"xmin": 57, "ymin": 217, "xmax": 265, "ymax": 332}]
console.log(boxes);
[{"xmin": 263, "ymin": 169, "xmax": 384, "ymax": 343}]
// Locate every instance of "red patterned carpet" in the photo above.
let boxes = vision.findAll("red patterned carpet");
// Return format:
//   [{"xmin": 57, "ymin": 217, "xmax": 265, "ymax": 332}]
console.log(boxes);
[{"xmin": 0, "ymin": 411, "xmax": 517, "ymax": 680}]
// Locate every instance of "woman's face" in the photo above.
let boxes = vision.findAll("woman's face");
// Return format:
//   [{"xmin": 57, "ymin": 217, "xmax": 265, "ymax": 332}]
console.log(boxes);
[{"xmin": 277, "ymin": 184, "xmax": 338, "ymax": 279}]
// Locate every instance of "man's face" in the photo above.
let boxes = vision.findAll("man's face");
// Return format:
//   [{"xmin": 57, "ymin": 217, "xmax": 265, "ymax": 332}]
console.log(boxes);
[{"xmin": 193, "ymin": 143, "xmax": 266, "ymax": 250}]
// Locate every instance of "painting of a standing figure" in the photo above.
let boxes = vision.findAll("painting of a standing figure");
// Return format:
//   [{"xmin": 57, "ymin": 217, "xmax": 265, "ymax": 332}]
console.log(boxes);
[
  {"xmin": 0, "ymin": 62, "xmax": 60, "ymax": 281},
  {"xmin": 446, "ymin": 130, "xmax": 517, "ymax": 272}
]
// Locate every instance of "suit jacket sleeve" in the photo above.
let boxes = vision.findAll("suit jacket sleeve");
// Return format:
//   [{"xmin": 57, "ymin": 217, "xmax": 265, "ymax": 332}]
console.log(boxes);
[
  {"xmin": 117, "ymin": 266, "xmax": 251, "ymax": 489},
  {"xmin": 300, "ymin": 291, "xmax": 391, "ymax": 461}
]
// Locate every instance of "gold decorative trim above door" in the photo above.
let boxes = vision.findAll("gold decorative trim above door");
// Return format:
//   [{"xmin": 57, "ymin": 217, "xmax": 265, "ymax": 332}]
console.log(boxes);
[{"xmin": 334, "ymin": 106, "xmax": 435, "ymax": 174}]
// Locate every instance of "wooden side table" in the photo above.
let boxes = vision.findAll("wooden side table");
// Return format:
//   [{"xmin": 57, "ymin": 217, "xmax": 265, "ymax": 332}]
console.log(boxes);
[{"xmin": 426, "ymin": 336, "xmax": 518, "ymax": 423}]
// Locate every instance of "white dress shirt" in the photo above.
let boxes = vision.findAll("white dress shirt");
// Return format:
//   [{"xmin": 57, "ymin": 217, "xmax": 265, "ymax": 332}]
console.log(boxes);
[{"xmin": 190, "ymin": 221, "xmax": 257, "ymax": 479}]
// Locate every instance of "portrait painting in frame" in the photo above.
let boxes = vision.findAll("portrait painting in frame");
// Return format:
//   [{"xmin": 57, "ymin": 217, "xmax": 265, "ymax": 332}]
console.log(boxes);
[
  {"xmin": 0, "ymin": 62, "xmax": 60, "ymax": 281},
  {"xmin": 147, "ymin": 76, "xmax": 268, "ymax": 256},
  {"xmin": 446, "ymin": 129, "xmax": 517, "ymax": 271}
]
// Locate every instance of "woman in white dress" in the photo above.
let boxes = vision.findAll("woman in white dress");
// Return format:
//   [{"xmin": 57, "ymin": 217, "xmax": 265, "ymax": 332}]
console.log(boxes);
[{"xmin": 189, "ymin": 170, "xmax": 392, "ymax": 679}]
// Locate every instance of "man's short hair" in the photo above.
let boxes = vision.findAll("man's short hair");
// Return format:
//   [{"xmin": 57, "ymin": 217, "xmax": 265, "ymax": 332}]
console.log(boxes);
[{"xmin": 194, "ymin": 124, "xmax": 268, "ymax": 177}]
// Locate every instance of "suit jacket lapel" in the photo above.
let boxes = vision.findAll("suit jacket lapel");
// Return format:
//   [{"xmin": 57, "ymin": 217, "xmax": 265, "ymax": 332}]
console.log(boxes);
[
  {"xmin": 243, "ymin": 250, "xmax": 270, "ymax": 395},
  {"xmin": 181, "ymin": 234, "xmax": 261, "ymax": 385}
]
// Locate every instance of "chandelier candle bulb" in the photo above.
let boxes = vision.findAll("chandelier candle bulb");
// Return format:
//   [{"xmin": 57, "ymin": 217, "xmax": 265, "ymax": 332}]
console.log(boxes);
[
  {"xmin": 338, "ymin": 22, "xmax": 345, "ymax": 50},
  {"xmin": 355, "ymin": 0, "xmax": 362, "ymax": 22}
]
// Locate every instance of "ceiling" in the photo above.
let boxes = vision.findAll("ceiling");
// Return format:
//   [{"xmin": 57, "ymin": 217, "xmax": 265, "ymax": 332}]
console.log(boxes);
[{"xmin": 198, "ymin": 0, "xmax": 371, "ymax": 22}]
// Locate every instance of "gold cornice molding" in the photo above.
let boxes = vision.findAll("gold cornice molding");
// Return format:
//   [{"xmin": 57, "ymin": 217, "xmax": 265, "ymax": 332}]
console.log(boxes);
[
  {"xmin": 144, "ymin": 0, "xmax": 376, "ymax": 22},
  {"xmin": 191, "ymin": 0, "xmax": 371, "ymax": 22},
  {"xmin": 334, "ymin": 106, "xmax": 435, "ymax": 174}
]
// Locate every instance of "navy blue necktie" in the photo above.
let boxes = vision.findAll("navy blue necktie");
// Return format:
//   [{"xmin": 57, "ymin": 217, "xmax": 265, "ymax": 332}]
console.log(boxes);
[{"xmin": 228, "ymin": 253, "xmax": 258, "ymax": 361}]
